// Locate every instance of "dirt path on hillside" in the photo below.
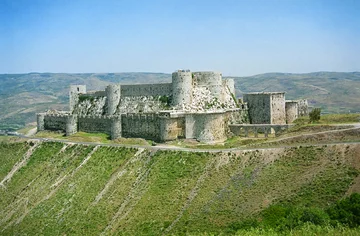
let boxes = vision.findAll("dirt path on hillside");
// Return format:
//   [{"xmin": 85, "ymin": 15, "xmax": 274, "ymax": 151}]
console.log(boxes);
[
  {"xmin": 14, "ymin": 123, "xmax": 360, "ymax": 153},
  {"xmin": 25, "ymin": 128, "xmax": 37, "ymax": 137}
]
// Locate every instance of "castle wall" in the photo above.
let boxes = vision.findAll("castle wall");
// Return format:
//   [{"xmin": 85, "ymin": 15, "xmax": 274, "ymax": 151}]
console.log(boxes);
[
  {"xmin": 121, "ymin": 113, "xmax": 161, "ymax": 140},
  {"xmin": 172, "ymin": 71, "xmax": 193, "ymax": 106},
  {"xmin": 225, "ymin": 108, "xmax": 249, "ymax": 125},
  {"xmin": 159, "ymin": 118, "xmax": 183, "ymax": 141},
  {"xmin": 118, "ymin": 97, "xmax": 164, "ymax": 114},
  {"xmin": 43, "ymin": 115, "xmax": 68, "ymax": 131},
  {"xmin": 243, "ymin": 93, "xmax": 271, "ymax": 124},
  {"xmin": 270, "ymin": 93, "xmax": 286, "ymax": 124},
  {"xmin": 78, "ymin": 116, "xmax": 112, "ymax": 134},
  {"xmin": 120, "ymin": 83, "xmax": 172, "ymax": 97},
  {"xmin": 285, "ymin": 101, "xmax": 299, "ymax": 124},
  {"xmin": 185, "ymin": 115, "xmax": 195, "ymax": 139}
]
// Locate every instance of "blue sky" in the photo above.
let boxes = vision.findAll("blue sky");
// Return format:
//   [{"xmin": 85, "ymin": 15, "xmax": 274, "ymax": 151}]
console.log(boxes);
[{"xmin": 1, "ymin": 0, "xmax": 359, "ymax": 76}]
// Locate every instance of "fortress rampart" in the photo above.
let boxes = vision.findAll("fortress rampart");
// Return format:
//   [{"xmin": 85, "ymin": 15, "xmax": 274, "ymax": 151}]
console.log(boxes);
[
  {"xmin": 37, "ymin": 69, "xmax": 308, "ymax": 143},
  {"xmin": 121, "ymin": 83, "xmax": 172, "ymax": 97}
]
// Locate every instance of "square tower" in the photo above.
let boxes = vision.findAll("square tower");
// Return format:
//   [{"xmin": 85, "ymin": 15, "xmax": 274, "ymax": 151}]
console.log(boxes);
[
  {"xmin": 243, "ymin": 92, "xmax": 286, "ymax": 124},
  {"xmin": 69, "ymin": 85, "xmax": 86, "ymax": 113}
]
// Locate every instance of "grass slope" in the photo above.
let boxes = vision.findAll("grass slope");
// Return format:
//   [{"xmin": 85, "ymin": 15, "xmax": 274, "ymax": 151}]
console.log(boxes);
[{"xmin": 1, "ymin": 141, "xmax": 360, "ymax": 235}]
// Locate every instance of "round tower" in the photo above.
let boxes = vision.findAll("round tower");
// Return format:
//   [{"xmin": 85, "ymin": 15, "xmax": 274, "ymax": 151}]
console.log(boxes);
[
  {"xmin": 66, "ymin": 115, "xmax": 78, "ymax": 136},
  {"xmin": 110, "ymin": 116, "xmax": 122, "ymax": 140},
  {"xmin": 106, "ymin": 84, "xmax": 121, "ymax": 115},
  {"xmin": 192, "ymin": 72, "xmax": 223, "ymax": 101},
  {"xmin": 171, "ymin": 70, "xmax": 193, "ymax": 107}
]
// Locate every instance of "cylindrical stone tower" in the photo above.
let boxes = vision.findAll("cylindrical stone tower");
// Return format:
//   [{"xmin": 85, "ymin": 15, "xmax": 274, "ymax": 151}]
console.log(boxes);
[
  {"xmin": 66, "ymin": 115, "xmax": 78, "ymax": 136},
  {"xmin": 192, "ymin": 72, "xmax": 223, "ymax": 101},
  {"xmin": 110, "ymin": 116, "xmax": 122, "ymax": 140},
  {"xmin": 106, "ymin": 84, "xmax": 121, "ymax": 115},
  {"xmin": 171, "ymin": 70, "xmax": 193, "ymax": 107}
]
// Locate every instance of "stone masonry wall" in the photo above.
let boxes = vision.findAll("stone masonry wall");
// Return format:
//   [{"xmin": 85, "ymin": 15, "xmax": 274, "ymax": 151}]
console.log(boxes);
[
  {"xmin": 43, "ymin": 115, "xmax": 68, "ymax": 131},
  {"xmin": 185, "ymin": 112, "xmax": 226, "ymax": 143},
  {"xmin": 159, "ymin": 116, "xmax": 185, "ymax": 141},
  {"xmin": 285, "ymin": 101, "xmax": 299, "ymax": 124},
  {"xmin": 297, "ymin": 99, "xmax": 309, "ymax": 117},
  {"xmin": 270, "ymin": 93, "xmax": 286, "ymax": 124},
  {"xmin": 120, "ymin": 83, "xmax": 172, "ymax": 97},
  {"xmin": 121, "ymin": 113, "xmax": 161, "ymax": 140},
  {"xmin": 243, "ymin": 93, "xmax": 271, "ymax": 124},
  {"xmin": 78, "ymin": 116, "xmax": 112, "ymax": 134},
  {"xmin": 193, "ymin": 112, "xmax": 226, "ymax": 143}
]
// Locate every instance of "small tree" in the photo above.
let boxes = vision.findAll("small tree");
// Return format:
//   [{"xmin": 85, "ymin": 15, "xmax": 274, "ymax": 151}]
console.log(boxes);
[{"xmin": 309, "ymin": 108, "xmax": 321, "ymax": 123}]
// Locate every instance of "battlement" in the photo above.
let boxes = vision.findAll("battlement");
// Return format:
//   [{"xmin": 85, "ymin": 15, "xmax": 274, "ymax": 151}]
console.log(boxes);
[{"xmin": 78, "ymin": 114, "xmax": 120, "ymax": 119}]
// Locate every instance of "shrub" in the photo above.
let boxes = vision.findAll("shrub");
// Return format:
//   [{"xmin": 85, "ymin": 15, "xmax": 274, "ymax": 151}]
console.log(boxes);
[
  {"xmin": 309, "ymin": 108, "xmax": 321, "ymax": 123},
  {"xmin": 300, "ymin": 207, "xmax": 330, "ymax": 225},
  {"xmin": 260, "ymin": 204, "xmax": 329, "ymax": 230},
  {"xmin": 327, "ymin": 193, "xmax": 360, "ymax": 227}
]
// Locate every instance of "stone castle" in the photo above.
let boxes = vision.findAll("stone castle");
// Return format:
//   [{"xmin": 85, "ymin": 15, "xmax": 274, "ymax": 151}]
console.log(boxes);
[{"xmin": 37, "ymin": 70, "xmax": 308, "ymax": 143}]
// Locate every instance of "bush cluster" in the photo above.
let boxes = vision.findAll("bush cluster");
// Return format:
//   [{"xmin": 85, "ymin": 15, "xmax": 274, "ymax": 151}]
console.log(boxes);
[
  {"xmin": 309, "ymin": 108, "xmax": 321, "ymax": 123},
  {"xmin": 228, "ymin": 193, "xmax": 360, "ymax": 233}
]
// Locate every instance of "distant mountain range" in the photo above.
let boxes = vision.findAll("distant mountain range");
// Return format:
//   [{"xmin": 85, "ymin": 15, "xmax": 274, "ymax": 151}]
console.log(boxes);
[{"xmin": 1, "ymin": 72, "xmax": 359, "ymax": 130}]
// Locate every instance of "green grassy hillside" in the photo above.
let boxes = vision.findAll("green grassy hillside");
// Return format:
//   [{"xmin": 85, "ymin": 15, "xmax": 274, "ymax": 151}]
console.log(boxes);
[
  {"xmin": 1, "ymin": 141, "xmax": 360, "ymax": 235},
  {"xmin": 1, "ymin": 71, "xmax": 359, "ymax": 130}
]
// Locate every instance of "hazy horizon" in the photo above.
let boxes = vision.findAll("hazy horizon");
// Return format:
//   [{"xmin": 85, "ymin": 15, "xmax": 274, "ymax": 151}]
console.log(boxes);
[
  {"xmin": 1, "ymin": 70, "xmax": 360, "ymax": 78},
  {"xmin": 1, "ymin": 0, "xmax": 359, "ymax": 76}
]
